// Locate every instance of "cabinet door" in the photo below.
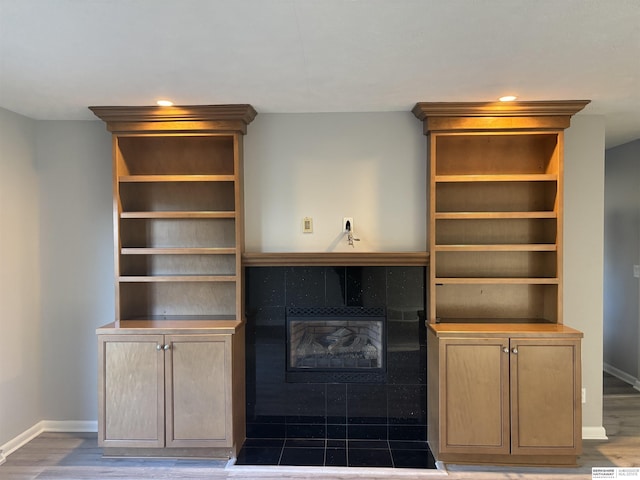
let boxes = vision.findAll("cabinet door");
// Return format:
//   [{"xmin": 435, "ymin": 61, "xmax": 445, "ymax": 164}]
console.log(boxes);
[
  {"xmin": 98, "ymin": 334, "xmax": 165, "ymax": 447},
  {"xmin": 165, "ymin": 334, "xmax": 231, "ymax": 448},
  {"xmin": 439, "ymin": 337, "xmax": 510, "ymax": 454},
  {"xmin": 510, "ymin": 337, "xmax": 581, "ymax": 455}
]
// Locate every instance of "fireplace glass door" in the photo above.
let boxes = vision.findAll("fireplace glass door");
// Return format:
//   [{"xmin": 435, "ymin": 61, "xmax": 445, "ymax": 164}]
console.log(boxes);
[{"xmin": 286, "ymin": 307, "xmax": 386, "ymax": 383}]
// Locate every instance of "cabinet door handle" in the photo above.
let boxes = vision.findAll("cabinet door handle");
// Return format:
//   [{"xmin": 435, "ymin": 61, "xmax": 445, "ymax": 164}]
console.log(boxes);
[
  {"xmin": 502, "ymin": 347, "xmax": 509, "ymax": 353},
  {"xmin": 163, "ymin": 344, "xmax": 170, "ymax": 351},
  {"xmin": 512, "ymin": 347, "xmax": 518, "ymax": 354},
  {"xmin": 156, "ymin": 344, "xmax": 162, "ymax": 351}
]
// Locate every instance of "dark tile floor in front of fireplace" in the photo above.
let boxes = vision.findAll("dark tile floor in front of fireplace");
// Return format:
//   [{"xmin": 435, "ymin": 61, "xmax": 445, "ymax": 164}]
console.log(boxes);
[{"xmin": 235, "ymin": 438, "xmax": 436, "ymax": 469}]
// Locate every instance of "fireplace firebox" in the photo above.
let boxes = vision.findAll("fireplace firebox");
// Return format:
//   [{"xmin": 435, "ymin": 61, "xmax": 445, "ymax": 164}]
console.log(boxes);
[{"xmin": 286, "ymin": 307, "xmax": 386, "ymax": 383}]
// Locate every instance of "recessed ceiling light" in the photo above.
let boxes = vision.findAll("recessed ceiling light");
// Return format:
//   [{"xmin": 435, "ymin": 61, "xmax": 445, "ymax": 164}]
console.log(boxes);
[
  {"xmin": 499, "ymin": 95, "xmax": 517, "ymax": 102},
  {"xmin": 156, "ymin": 99, "xmax": 174, "ymax": 107}
]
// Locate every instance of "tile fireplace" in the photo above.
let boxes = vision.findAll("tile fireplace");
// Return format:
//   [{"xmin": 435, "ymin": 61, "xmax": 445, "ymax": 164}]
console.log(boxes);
[
  {"xmin": 240, "ymin": 265, "xmax": 432, "ymax": 468},
  {"xmin": 244, "ymin": 266, "xmax": 427, "ymax": 443}
]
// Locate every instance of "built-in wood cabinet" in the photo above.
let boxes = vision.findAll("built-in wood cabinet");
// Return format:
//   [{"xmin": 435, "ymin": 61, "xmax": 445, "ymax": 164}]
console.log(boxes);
[
  {"xmin": 91, "ymin": 105, "xmax": 255, "ymax": 458},
  {"xmin": 427, "ymin": 325, "xmax": 582, "ymax": 465},
  {"xmin": 97, "ymin": 324, "xmax": 245, "ymax": 456},
  {"xmin": 413, "ymin": 101, "xmax": 588, "ymax": 466}
]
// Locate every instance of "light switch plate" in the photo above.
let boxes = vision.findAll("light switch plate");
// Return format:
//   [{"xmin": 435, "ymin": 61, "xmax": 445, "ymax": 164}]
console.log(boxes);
[{"xmin": 303, "ymin": 217, "xmax": 313, "ymax": 233}]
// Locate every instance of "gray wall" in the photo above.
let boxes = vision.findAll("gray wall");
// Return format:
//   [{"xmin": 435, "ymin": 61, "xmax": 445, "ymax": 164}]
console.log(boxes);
[
  {"xmin": 564, "ymin": 115, "xmax": 606, "ymax": 436},
  {"xmin": 0, "ymin": 108, "xmax": 42, "ymax": 447},
  {"xmin": 244, "ymin": 112, "xmax": 426, "ymax": 252},
  {"xmin": 0, "ymin": 109, "xmax": 607, "ymax": 448},
  {"xmin": 35, "ymin": 121, "xmax": 114, "ymax": 421},
  {"xmin": 604, "ymin": 139, "xmax": 640, "ymax": 380}
]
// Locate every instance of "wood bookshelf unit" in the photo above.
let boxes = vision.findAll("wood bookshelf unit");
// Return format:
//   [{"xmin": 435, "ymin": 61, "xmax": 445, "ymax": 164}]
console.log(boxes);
[
  {"xmin": 413, "ymin": 100, "xmax": 588, "ymax": 466},
  {"xmin": 91, "ymin": 104, "xmax": 256, "ymax": 458}
]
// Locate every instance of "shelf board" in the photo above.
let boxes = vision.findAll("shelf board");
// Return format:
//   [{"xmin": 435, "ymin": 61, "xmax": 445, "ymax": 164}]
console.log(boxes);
[
  {"xmin": 434, "ymin": 244, "xmax": 557, "ymax": 252},
  {"xmin": 119, "ymin": 315, "xmax": 237, "ymax": 321},
  {"xmin": 435, "ymin": 211, "xmax": 556, "ymax": 220},
  {"xmin": 434, "ymin": 317, "xmax": 555, "ymax": 325},
  {"xmin": 120, "ymin": 211, "xmax": 236, "ymax": 219},
  {"xmin": 119, "ymin": 175, "xmax": 235, "ymax": 183},
  {"xmin": 121, "ymin": 247, "xmax": 236, "ymax": 255},
  {"xmin": 242, "ymin": 251, "xmax": 430, "ymax": 267},
  {"xmin": 428, "ymin": 322, "xmax": 584, "ymax": 338},
  {"xmin": 97, "ymin": 317, "xmax": 242, "ymax": 335},
  {"xmin": 119, "ymin": 275, "xmax": 237, "ymax": 282},
  {"xmin": 435, "ymin": 174, "xmax": 557, "ymax": 183},
  {"xmin": 435, "ymin": 277, "xmax": 559, "ymax": 285}
]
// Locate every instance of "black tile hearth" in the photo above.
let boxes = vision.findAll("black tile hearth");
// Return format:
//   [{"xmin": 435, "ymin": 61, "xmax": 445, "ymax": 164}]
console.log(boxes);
[
  {"xmin": 234, "ymin": 438, "xmax": 436, "ymax": 469},
  {"xmin": 325, "ymin": 447, "xmax": 347, "ymax": 466},
  {"xmin": 392, "ymin": 448, "xmax": 437, "ymax": 469},
  {"xmin": 235, "ymin": 446, "xmax": 282, "ymax": 465},
  {"xmin": 348, "ymin": 447, "xmax": 393, "ymax": 467},
  {"xmin": 280, "ymin": 447, "xmax": 325, "ymax": 466},
  {"xmin": 347, "ymin": 424, "xmax": 388, "ymax": 440},
  {"xmin": 348, "ymin": 439, "xmax": 388, "ymax": 449},
  {"xmin": 326, "ymin": 424, "xmax": 346, "ymax": 439}
]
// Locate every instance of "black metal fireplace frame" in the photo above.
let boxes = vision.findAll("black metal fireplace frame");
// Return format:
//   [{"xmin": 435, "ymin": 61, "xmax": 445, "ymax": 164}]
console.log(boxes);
[{"xmin": 285, "ymin": 306, "xmax": 387, "ymax": 384}]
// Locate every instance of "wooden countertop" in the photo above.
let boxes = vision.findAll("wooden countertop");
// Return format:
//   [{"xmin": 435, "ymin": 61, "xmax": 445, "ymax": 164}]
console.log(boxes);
[
  {"xmin": 97, "ymin": 319, "xmax": 243, "ymax": 335},
  {"xmin": 428, "ymin": 322, "xmax": 583, "ymax": 338}
]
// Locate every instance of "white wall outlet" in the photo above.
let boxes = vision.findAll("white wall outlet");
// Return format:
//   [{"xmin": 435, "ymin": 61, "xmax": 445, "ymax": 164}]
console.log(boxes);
[
  {"xmin": 302, "ymin": 217, "xmax": 313, "ymax": 233},
  {"xmin": 343, "ymin": 217, "xmax": 353, "ymax": 232},
  {"xmin": 582, "ymin": 388, "xmax": 586, "ymax": 404},
  {"xmin": 634, "ymin": 265, "xmax": 640, "ymax": 278}
]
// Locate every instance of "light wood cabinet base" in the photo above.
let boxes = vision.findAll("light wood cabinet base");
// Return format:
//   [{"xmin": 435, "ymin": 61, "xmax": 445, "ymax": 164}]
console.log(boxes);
[
  {"xmin": 437, "ymin": 453, "xmax": 578, "ymax": 467},
  {"xmin": 103, "ymin": 446, "xmax": 235, "ymax": 460},
  {"xmin": 97, "ymin": 324, "xmax": 245, "ymax": 459},
  {"xmin": 427, "ymin": 324, "xmax": 583, "ymax": 467}
]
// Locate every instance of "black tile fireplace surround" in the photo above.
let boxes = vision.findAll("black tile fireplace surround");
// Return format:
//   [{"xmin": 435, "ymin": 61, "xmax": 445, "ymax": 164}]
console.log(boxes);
[{"xmin": 244, "ymin": 266, "xmax": 427, "ymax": 448}]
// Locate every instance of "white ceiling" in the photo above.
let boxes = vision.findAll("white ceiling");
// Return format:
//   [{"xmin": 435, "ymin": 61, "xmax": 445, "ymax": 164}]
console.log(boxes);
[{"xmin": 1, "ymin": 0, "xmax": 639, "ymax": 147}]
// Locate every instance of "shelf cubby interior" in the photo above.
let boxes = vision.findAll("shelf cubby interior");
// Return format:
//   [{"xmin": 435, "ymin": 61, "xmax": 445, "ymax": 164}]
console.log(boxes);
[
  {"xmin": 119, "ymin": 218, "xmax": 236, "ymax": 249},
  {"xmin": 435, "ymin": 284, "xmax": 558, "ymax": 323},
  {"xmin": 119, "ymin": 181, "xmax": 235, "ymax": 213},
  {"xmin": 116, "ymin": 135, "xmax": 235, "ymax": 176},
  {"xmin": 119, "ymin": 282, "xmax": 237, "ymax": 319},
  {"xmin": 434, "ymin": 133, "xmax": 559, "ymax": 176},
  {"xmin": 120, "ymin": 254, "xmax": 236, "ymax": 277},
  {"xmin": 435, "ymin": 218, "xmax": 557, "ymax": 246},
  {"xmin": 435, "ymin": 251, "xmax": 557, "ymax": 278},
  {"xmin": 435, "ymin": 181, "xmax": 558, "ymax": 213}
]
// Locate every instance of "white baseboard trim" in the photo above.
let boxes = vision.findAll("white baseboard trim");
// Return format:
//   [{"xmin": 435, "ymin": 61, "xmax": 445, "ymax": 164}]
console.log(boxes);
[
  {"xmin": 0, "ymin": 419, "xmax": 611, "ymax": 465},
  {"xmin": 0, "ymin": 419, "xmax": 98, "ymax": 464},
  {"xmin": 41, "ymin": 420, "xmax": 98, "ymax": 432},
  {"xmin": 583, "ymin": 426, "xmax": 608, "ymax": 440},
  {"xmin": 604, "ymin": 362, "xmax": 640, "ymax": 391},
  {"xmin": 0, "ymin": 421, "xmax": 45, "ymax": 465}
]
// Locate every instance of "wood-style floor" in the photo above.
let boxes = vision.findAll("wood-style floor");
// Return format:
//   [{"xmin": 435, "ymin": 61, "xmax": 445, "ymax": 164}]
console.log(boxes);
[{"xmin": 2, "ymin": 394, "xmax": 639, "ymax": 480}]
